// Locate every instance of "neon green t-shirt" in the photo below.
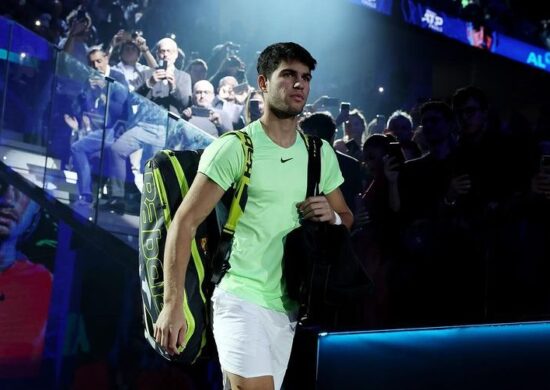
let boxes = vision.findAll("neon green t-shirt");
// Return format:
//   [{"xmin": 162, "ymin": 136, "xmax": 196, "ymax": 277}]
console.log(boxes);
[{"xmin": 198, "ymin": 120, "xmax": 344, "ymax": 312}]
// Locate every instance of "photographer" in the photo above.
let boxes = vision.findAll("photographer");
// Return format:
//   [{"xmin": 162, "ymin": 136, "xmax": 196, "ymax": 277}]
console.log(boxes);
[
  {"xmin": 111, "ymin": 38, "xmax": 148, "ymax": 92},
  {"xmin": 105, "ymin": 38, "xmax": 192, "ymax": 213},
  {"xmin": 59, "ymin": 6, "xmax": 95, "ymax": 65},
  {"xmin": 182, "ymin": 80, "xmax": 233, "ymax": 137}
]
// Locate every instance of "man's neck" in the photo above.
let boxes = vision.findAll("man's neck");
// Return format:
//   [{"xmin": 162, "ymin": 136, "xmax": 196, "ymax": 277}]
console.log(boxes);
[{"xmin": 260, "ymin": 111, "xmax": 299, "ymax": 148}]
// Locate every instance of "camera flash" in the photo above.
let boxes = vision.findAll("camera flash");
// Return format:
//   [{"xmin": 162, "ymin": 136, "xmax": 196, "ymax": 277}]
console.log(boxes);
[
  {"xmin": 35, "ymin": 20, "xmax": 41, "ymax": 26},
  {"xmin": 378, "ymin": 86, "xmax": 384, "ymax": 93}
]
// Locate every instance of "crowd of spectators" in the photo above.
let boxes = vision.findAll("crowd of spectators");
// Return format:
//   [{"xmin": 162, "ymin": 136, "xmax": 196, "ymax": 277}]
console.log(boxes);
[{"xmin": 1, "ymin": 0, "xmax": 550, "ymax": 329}]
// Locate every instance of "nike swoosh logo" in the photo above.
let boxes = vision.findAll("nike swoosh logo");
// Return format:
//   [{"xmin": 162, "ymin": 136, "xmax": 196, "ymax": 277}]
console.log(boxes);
[{"xmin": 281, "ymin": 158, "xmax": 293, "ymax": 163}]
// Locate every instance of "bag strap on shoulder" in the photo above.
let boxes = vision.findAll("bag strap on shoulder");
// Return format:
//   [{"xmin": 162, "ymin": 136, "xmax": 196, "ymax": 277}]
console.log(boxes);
[
  {"xmin": 211, "ymin": 130, "xmax": 253, "ymax": 284},
  {"xmin": 299, "ymin": 131, "xmax": 322, "ymax": 197}
]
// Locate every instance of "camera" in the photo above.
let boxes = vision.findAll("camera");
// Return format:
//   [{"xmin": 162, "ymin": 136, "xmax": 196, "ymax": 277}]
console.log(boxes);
[
  {"xmin": 131, "ymin": 30, "xmax": 143, "ymax": 39},
  {"xmin": 192, "ymin": 106, "xmax": 211, "ymax": 118}
]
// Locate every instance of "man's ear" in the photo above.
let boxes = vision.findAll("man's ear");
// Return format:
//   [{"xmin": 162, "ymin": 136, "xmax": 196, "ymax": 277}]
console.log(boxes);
[{"xmin": 257, "ymin": 74, "xmax": 268, "ymax": 93}]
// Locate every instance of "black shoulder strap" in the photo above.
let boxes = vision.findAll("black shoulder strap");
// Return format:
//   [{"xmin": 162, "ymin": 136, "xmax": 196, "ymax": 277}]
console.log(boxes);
[{"xmin": 299, "ymin": 132, "xmax": 322, "ymax": 197}]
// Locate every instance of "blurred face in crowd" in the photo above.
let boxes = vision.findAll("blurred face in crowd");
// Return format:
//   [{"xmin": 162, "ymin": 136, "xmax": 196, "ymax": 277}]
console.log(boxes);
[
  {"xmin": 455, "ymin": 97, "xmax": 487, "ymax": 135},
  {"xmin": 121, "ymin": 43, "xmax": 140, "ymax": 66},
  {"xmin": 218, "ymin": 76, "xmax": 238, "ymax": 102},
  {"xmin": 156, "ymin": 38, "xmax": 178, "ymax": 66},
  {"xmin": 193, "ymin": 80, "xmax": 215, "ymax": 108},
  {"xmin": 421, "ymin": 109, "xmax": 452, "ymax": 146},
  {"xmin": 88, "ymin": 50, "xmax": 108, "ymax": 74},
  {"xmin": 363, "ymin": 143, "xmax": 387, "ymax": 176},
  {"xmin": 345, "ymin": 113, "xmax": 366, "ymax": 139},
  {"xmin": 248, "ymin": 91, "xmax": 264, "ymax": 122},
  {"xmin": 0, "ymin": 181, "xmax": 39, "ymax": 244},
  {"xmin": 260, "ymin": 60, "xmax": 311, "ymax": 118},
  {"xmin": 388, "ymin": 116, "xmax": 413, "ymax": 142}
]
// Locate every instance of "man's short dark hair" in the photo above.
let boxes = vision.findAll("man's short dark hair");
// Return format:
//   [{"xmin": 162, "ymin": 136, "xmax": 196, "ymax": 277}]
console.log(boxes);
[
  {"xmin": 420, "ymin": 101, "xmax": 454, "ymax": 122},
  {"xmin": 300, "ymin": 112, "xmax": 336, "ymax": 142},
  {"xmin": 452, "ymin": 86, "xmax": 488, "ymax": 111},
  {"xmin": 189, "ymin": 58, "xmax": 208, "ymax": 71},
  {"xmin": 257, "ymin": 42, "xmax": 317, "ymax": 79}
]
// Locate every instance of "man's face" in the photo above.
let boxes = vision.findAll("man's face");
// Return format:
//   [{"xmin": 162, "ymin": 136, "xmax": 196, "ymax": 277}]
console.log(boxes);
[
  {"xmin": 263, "ymin": 60, "xmax": 311, "ymax": 118},
  {"xmin": 455, "ymin": 97, "xmax": 487, "ymax": 135},
  {"xmin": 0, "ymin": 182, "xmax": 38, "ymax": 241},
  {"xmin": 121, "ymin": 44, "xmax": 139, "ymax": 65},
  {"xmin": 194, "ymin": 82, "xmax": 215, "ymax": 107},
  {"xmin": 157, "ymin": 40, "xmax": 178, "ymax": 65},
  {"xmin": 345, "ymin": 114, "xmax": 366, "ymax": 139},
  {"xmin": 388, "ymin": 116, "xmax": 413, "ymax": 142},
  {"xmin": 421, "ymin": 110, "xmax": 452, "ymax": 145},
  {"xmin": 88, "ymin": 51, "xmax": 108, "ymax": 74}
]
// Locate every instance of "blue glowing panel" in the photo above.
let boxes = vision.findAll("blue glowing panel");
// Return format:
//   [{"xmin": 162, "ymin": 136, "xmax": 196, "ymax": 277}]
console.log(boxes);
[
  {"xmin": 317, "ymin": 322, "xmax": 550, "ymax": 389},
  {"xmin": 348, "ymin": 0, "xmax": 393, "ymax": 16},
  {"xmin": 350, "ymin": 0, "xmax": 550, "ymax": 74}
]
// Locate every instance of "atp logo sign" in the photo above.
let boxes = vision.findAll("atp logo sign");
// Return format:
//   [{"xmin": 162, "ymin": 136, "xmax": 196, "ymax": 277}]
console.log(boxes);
[{"xmin": 422, "ymin": 9, "xmax": 444, "ymax": 32}]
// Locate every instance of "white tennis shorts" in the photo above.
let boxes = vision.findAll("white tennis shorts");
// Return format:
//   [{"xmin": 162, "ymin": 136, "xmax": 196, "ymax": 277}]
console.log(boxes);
[{"xmin": 211, "ymin": 287, "xmax": 298, "ymax": 390}]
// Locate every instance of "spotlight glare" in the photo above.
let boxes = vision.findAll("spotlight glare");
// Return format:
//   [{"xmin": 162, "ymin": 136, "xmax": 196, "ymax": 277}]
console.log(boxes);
[
  {"xmin": 35, "ymin": 20, "xmax": 41, "ymax": 27},
  {"xmin": 170, "ymin": 33, "xmax": 176, "ymax": 40},
  {"xmin": 20, "ymin": 52, "xmax": 27, "ymax": 59},
  {"xmin": 378, "ymin": 86, "xmax": 384, "ymax": 93}
]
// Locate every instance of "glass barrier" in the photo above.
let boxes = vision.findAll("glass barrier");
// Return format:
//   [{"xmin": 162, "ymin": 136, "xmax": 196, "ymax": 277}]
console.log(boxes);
[
  {"xmin": 167, "ymin": 114, "xmax": 215, "ymax": 151},
  {"xmin": 2, "ymin": 23, "xmax": 58, "ymax": 191},
  {"xmin": 0, "ymin": 17, "xmax": 11, "ymax": 134},
  {"xmin": 94, "ymin": 82, "xmax": 169, "ymax": 247},
  {"xmin": 45, "ymin": 51, "xmax": 108, "ymax": 211},
  {"xmin": 0, "ymin": 16, "xmax": 216, "ymax": 250}
]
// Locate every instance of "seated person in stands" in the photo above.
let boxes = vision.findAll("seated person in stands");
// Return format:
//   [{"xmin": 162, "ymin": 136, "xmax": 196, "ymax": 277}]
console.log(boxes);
[
  {"xmin": 182, "ymin": 80, "xmax": 233, "ymax": 138},
  {"xmin": 105, "ymin": 37, "xmax": 192, "ymax": 213},
  {"xmin": 69, "ymin": 46, "xmax": 128, "ymax": 205},
  {"xmin": 0, "ymin": 179, "xmax": 52, "ymax": 378}
]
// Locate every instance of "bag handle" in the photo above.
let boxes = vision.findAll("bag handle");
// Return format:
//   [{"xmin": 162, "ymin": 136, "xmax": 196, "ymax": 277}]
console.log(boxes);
[{"xmin": 299, "ymin": 132, "xmax": 322, "ymax": 198}]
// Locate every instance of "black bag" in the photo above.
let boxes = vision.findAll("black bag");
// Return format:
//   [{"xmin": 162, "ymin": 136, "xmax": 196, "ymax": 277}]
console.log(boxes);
[
  {"xmin": 282, "ymin": 136, "xmax": 372, "ymax": 324},
  {"xmin": 139, "ymin": 149, "xmax": 219, "ymax": 363}
]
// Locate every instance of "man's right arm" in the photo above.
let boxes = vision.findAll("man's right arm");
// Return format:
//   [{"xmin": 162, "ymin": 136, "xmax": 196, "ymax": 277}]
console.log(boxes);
[{"xmin": 154, "ymin": 173, "xmax": 225, "ymax": 355}]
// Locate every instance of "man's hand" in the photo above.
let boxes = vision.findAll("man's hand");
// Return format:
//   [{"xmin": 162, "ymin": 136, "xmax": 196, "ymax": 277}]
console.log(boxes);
[
  {"xmin": 446, "ymin": 174, "xmax": 471, "ymax": 202},
  {"xmin": 89, "ymin": 76, "xmax": 106, "ymax": 89},
  {"xmin": 154, "ymin": 304, "xmax": 187, "ymax": 356},
  {"xmin": 297, "ymin": 196, "xmax": 336, "ymax": 223},
  {"xmin": 209, "ymin": 111, "xmax": 221, "ymax": 126},
  {"xmin": 182, "ymin": 107, "xmax": 192, "ymax": 119},
  {"xmin": 150, "ymin": 69, "xmax": 167, "ymax": 86},
  {"xmin": 111, "ymin": 29, "xmax": 129, "ymax": 47},
  {"xmin": 68, "ymin": 20, "xmax": 88, "ymax": 37},
  {"xmin": 64, "ymin": 114, "xmax": 78, "ymax": 131},
  {"xmin": 134, "ymin": 35, "xmax": 149, "ymax": 52},
  {"xmin": 165, "ymin": 70, "xmax": 176, "ymax": 91}
]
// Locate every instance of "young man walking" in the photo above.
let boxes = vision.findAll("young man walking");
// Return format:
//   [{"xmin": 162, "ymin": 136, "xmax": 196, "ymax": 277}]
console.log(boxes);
[{"xmin": 154, "ymin": 42, "xmax": 352, "ymax": 390}]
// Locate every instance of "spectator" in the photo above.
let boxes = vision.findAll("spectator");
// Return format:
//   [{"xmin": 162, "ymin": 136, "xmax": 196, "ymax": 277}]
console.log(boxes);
[
  {"xmin": 105, "ymin": 37, "xmax": 192, "ymax": 214},
  {"xmin": 384, "ymin": 110, "xmax": 421, "ymax": 160},
  {"xmin": 59, "ymin": 7, "xmax": 96, "ymax": 65},
  {"xmin": 213, "ymin": 76, "xmax": 243, "ymax": 126},
  {"xmin": 186, "ymin": 58, "xmax": 208, "ymax": 89},
  {"xmin": 300, "ymin": 112, "xmax": 362, "ymax": 214},
  {"xmin": 209, "ymin": 54, "xmax": 247, "ymax": 89},
  {"xmin": 70, "ymin": 46, "xmax": 128, "ymax": 206},
  {"xmin": 240, "ymin": 90, "xmax": 264, "ymax": 127},
  {"xmin": 182, "ymin": 80, "xmax": 233, "ymax": 138},
  {"xmin": 333, "ymin": 109, "xmax": 367, "ymax": 161}
]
